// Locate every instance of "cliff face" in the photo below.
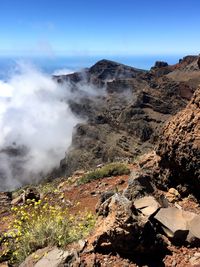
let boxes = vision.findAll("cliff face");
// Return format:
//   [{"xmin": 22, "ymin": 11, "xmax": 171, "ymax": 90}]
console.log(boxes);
[
  {"xmin": 54, "ymin": 56, "xmax": 200, "ymax": 177},
  {"xmin": 1, "ymin": 60, "xmax": 200, "ymax": 266},
  {"xmin": 156, "ymin": 87, "xmax": 200, "ymax": 197}
]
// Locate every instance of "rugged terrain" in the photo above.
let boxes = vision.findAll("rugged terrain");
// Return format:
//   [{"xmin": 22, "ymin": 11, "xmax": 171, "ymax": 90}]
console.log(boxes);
[
  {"xmin": 54, "ymin": 55, "xmax": 200, "ymax": 177},
  {"xmin": 0, "ymin": 55, "xmax": 200, "ymax": 266}
]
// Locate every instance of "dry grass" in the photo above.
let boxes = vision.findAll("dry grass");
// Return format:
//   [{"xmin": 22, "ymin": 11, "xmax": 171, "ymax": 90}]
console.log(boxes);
[
  {"xmin": 0, "ymin": 198, "xmax": 95, "ymax": 265},
  {"xmin": 78, "ymin": 162, "xmax": 130, "ymax": 185}
]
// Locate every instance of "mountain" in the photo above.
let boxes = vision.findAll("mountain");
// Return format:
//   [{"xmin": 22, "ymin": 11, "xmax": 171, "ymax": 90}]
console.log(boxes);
[
  {"xmin": 54, "ymin": 56, "xmax": 200, "ymax": 177},
  {"xmin": 1, "ymin": 81, "xmax": 199, "ymax": 266},
  {"xmin": 0, "ymin": 55, "xmax": 200, "ymax": 266}
]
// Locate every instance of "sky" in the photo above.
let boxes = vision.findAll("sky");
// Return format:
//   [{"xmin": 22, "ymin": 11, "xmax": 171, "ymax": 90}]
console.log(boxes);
[{"xmin": 0, "ymin": 0, "xmax": 200, "ymax": 57}]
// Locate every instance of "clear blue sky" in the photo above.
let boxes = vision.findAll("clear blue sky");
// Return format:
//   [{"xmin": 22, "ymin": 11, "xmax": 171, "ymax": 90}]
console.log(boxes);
[{"xmin": 0, "ymin": 0, "xmax": 200, "ymax": 57}]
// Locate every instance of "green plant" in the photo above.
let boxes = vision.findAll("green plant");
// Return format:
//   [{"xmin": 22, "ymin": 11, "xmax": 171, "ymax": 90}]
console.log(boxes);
[
  {"xmin": 78, "ymin": 162, "xmax": 130, "ymax": 185},
  {"xmin": 0, "ymin": 199, "xmax": 95, "ymax": 265}
]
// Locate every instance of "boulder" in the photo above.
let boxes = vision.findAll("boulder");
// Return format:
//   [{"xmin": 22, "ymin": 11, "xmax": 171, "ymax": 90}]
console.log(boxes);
[
  {"xmin": 156, "ymin": 87, "xmax": 200, "ymax": 198},
  {"xmin": 154, "ymin": 207, "xmax": 200, "ymax": 244},
  {"xmin": 34, "ymin": 248, "xmax": 69, "ymax": 267},
  {"xmin": 86, "ymin": 193, "xmax": 165, "ymax": 256},
  {"xmin": 187, "ymin": 215, "xmax": 200, "ymax": 244},
  {"xmin": 34, "ymin": 248, "xmax": 78, "ymax": 267},
  {"xmin": 19, "ymin": 247, "xmax": 79, "ymax": 267},
  {"xmin": 96, "ymin": 190, "xmax": 115, "ymax": 214},
  {"xmin": 134, "ymin": 196, "xmax": 160, "ymax": 217},
  {"xmin": 154, "ymin": 207, "xmax": 189, "ymax": 241},
  {"xmin": 123, "ymin": 171, "xmax": 155, "ymax": 200}
]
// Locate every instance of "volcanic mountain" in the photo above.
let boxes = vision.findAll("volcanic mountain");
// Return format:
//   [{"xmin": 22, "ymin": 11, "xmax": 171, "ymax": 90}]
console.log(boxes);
[{"xmin": 53, "ymin": 55, "xmax": 200, "ymax": 177}]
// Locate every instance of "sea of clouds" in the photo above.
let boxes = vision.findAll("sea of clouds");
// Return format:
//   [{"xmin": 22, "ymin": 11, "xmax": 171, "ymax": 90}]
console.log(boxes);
[{"xmin": 0, "ymin": 61, "xmax": 82, "ymax": 190}]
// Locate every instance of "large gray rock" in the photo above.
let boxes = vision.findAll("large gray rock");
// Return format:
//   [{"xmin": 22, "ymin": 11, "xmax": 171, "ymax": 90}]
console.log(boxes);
[
  {"xmin": 34, "ymin": 248, "xmax": 71, "ymax": 267},
  {"xmin": 134, "ymin": 196, "xmax": 160, "ymax": 217},
  {"xmin": 154, "ymin": 207, "xmax": 188, "ymax": 240},
  {"xmin": 187, "ymin": 215, "xmax": 200, "ymax": 244},
  {"xmin": 154, "ymin": 207, "xmax": 200, "ymax": 244},
  {"xmin": 19, "ymin": 247, "xmax": 78, "ymax": 267}
]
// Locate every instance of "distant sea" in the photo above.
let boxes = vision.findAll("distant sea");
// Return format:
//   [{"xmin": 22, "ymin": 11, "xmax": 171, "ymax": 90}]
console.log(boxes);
[{"xmin": 0, "ymin": 55, "xmax": 183, "ymax": 81}]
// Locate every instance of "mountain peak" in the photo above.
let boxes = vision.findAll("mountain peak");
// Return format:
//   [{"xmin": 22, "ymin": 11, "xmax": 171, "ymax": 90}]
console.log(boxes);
[{"xmin": 88, "ymin": 59, "xmax": 146, "ymax": 81}]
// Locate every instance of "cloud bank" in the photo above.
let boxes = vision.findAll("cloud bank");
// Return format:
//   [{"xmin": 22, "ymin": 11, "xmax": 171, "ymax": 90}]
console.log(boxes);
[{"xmin": 0, "ymin": 61, "xmax": 81, "ymax": 191}]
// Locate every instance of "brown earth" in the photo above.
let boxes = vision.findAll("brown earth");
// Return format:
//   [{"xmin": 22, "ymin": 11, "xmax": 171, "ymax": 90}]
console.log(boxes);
[
  {"xmin": 156, "ymin": 87, "xmax": 200, "ymax": 198},
  {"xmin": 0, "ymin": 161, "xmax": 200, "ymax": 266}
]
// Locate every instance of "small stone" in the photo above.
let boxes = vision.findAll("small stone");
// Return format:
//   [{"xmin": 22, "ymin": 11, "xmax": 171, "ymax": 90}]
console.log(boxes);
[
  {"xmin": 172, "ymin": 260, "xmax": 177, "ymax": 266},
  {"xmin": 57, "ymin": 181, "xmax": 66, "ymax": 190},
  {"xmin": 11, "ymin": 195, "xmax": 23, "ymax": 205},
  {"xmin": 118, "ymin": 179, "xmax": 125, "ymax": 185},
  {"xmin": 78, "ymin": 240, "xmax": 86, "ymax": 252},
  {"xmin": 169, "ymin": 188, "xmax": 180, "ymax": 196},
  {"xmin": 166, "ymin": 188, "xmax": 180, "ymax": 203}
]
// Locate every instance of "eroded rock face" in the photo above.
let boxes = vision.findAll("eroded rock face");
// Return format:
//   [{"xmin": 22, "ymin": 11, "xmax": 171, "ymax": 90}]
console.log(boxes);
[
  {"xmin": 86, "ymin": 194, "xmax": 165, "ymax": 256},
  {"xmin": 57, "ymin": 57, "xmax": 199, "ymax": 177},
  {"xmin": 156, "ymin": 87, "xmax": 200, "ymax": 197}
]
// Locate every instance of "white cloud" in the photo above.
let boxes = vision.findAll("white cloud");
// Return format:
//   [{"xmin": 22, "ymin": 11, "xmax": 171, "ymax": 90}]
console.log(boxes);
[
  {"xmin": 0, "ymin": 61, "xmax": 81, "ymax": 190},
  {"xmin": 53, "ymin": 68, "xmax": 74, "ymax": 76}
]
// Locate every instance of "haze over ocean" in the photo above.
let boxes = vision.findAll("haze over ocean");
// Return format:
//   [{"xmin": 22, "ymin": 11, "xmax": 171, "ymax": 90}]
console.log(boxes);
[{"xmin": 0, "ymin": 55, "xmax": 183, "ymax": 80}]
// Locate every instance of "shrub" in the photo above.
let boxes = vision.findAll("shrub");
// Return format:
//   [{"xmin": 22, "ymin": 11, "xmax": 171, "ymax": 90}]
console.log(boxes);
[
  {"xmin": 78, "ymin": 163, "xmax": 130, "ymax": 185},
  {"xmin": 0, "ymin": 199, "xmax": 95, "ymax": 265}
]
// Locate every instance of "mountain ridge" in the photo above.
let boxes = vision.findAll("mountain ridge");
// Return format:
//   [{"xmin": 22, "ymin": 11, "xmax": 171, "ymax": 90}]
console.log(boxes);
[{"xmin": 55, "ymin": 54, "xmax": 200, "ymax": 178}]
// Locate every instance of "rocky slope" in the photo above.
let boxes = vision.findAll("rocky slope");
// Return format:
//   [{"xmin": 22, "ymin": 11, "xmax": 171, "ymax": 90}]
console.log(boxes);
[
  {"xmin": 54, "ymin": 55, "xmax": 200, "ymax": 177},
  {"xmin": 0, "ymin": 85, "xmax": 200, "ymax": 266},
  {"xmin": 0, "ymin": 86, "xmax": 200, "ymax": 267},
  {"xmin": 156, "ymin": 87, "xmax": 200, "ymax": 198},
  {"xmin": 76, "ymin": 82, "xmax": 200, "ymax": 266}
]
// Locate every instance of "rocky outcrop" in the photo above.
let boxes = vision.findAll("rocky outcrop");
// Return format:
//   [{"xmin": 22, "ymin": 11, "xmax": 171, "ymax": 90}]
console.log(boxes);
[
  {"xmin": 156, "ymin": 87, "xmax": 200, "ymax": 197},
  {"xmin": 167, "ymin": 55, "xmax": 200, "ymax": 84},
  {"xmin": 86, "ymin": 193, "xmax": 166, "ymax": 257},
  {"xmin": 83, "ymin": 88, "xmax": 200, "ymax": 260},
  {"xmin": 84, "ymin": 176, "xmax": 200, "ymax": 266},
  {"xmin": 123, "ymin": 171, "xmax": 155, "ymax": 200},
  {"xmin": 56, "ymin": 57, "xmax": 200, "ymax": 177},
  {"xmin": 154, "ymin": 207, "xmax": 200, "ymax": 244}
]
